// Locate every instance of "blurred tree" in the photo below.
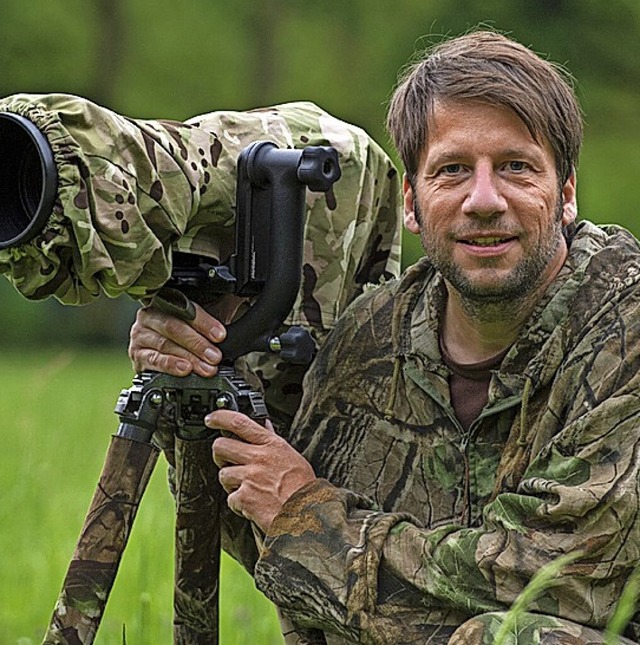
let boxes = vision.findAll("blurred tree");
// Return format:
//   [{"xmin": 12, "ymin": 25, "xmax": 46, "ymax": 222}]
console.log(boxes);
[
  {"xmin": 245, "ymin": 0, "xmax": 281, "ymax": 106},
  {"xmin": 0, "ymin": 0, "xmax": 638, "ymax": 345},
  {"xmin": 88, "ymin": 0, "xmax": 127, "ymax": 106}
]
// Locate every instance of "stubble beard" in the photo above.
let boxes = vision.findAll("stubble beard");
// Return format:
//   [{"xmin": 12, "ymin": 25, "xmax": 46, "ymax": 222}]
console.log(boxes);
[{"xmin": 417, "ymin": 198, "xmax": 566, "ymax": 323}]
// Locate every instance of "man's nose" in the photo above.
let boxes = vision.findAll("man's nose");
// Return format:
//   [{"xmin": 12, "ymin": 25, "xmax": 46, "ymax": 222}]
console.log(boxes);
[{"xmin": 462, "ymin": 164, "xmax": 508, "ymax": 217}]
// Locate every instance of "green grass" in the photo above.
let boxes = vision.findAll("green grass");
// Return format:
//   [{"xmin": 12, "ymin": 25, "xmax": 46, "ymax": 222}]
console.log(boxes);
[
  {"xmin": 6, "ymin": 351, "xmax": 638, "ymax": 644},
  {"xmin": 492, "ymin": 550, "xmax": 639, "ymax": 644},
  {"xmin": 0, "ymin": 350, "xmax": 282, "ymax": 644}
]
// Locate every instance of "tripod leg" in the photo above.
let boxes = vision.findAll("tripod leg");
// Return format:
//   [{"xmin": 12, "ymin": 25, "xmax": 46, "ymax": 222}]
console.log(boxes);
[
  {"xmin": 43, "ymin": 436, "xmax": 160, "ymax": 645},
  {"xmin": 173, "ymin": 435, "xmax": 222, "ymax": 644}
]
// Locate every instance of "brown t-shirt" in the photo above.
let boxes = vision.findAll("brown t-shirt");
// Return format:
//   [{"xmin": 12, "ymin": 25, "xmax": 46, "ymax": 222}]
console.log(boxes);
[{"xmin": 440, "ymin": 341, "xmax": 508, "ymax": 431}]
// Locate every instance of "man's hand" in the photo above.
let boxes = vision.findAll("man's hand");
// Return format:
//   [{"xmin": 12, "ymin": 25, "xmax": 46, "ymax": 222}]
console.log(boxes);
[
  {"xmin": 207, "ymin": 410, "xmax": 316, "ymax": 533},
  {"xmin": 128, "ymin": 293, "xmax": 247, "ymax": 377},
  {"xmin": 128, "ymin": 301, "xmax": 227, "ymax": 377}
]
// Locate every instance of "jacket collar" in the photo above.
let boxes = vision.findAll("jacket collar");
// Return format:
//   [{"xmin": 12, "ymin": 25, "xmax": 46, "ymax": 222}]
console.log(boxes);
[{"xmin": 395, "ymin": 221, "xmax": 640, "ymax": 399}]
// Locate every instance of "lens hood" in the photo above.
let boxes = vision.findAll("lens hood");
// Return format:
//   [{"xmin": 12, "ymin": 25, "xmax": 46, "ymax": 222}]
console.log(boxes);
[{"xmin": 0, "ymin": 113, "xmax": 57, "ymax": 249}]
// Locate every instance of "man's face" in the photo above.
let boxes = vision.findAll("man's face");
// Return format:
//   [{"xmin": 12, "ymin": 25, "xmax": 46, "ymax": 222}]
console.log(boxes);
[{"xmin": 404, "ymin": 100, "xmax": 577, "ymax": 305}]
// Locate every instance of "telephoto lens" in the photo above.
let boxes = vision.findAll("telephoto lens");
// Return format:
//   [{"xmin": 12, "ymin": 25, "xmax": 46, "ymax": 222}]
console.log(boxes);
[{"xmin": 0, "ymin": 113, "xmax": 57, "ymax": 249}]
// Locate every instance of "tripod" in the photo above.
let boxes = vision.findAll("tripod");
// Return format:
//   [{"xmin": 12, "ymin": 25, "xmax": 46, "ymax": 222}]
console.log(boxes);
[{"xmin": 41, "ymin": 142, "xmax": 340, "ymax": 644}]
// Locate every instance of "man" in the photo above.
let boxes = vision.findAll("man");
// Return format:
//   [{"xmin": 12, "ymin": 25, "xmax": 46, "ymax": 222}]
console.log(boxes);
[{"xmin": 129, "ymin": 31, "xmax": 640, "ymax": 643}]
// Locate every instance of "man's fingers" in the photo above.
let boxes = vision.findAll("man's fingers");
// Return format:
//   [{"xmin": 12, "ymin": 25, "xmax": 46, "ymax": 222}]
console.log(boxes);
[
  {"xmin": 206, "ymin": 410, "xmax": 275, "ymax": 444},
  {"xmin": 226, "ymin": 489, "xmax": 246, "ymax": 518},
  {"xmin": 189, "ymin": 302, "xmax": 227, "ymax": 343},
  {"xmin": 212, "ymin": 437, "xmax": 239, "ymax": 469},
  {"xmin": 129, "ymin": 303, "xmax": 225, "ymax": 375},
  {"xmin": 211, "ymin": 417, "xmax": 276, "ymax": 469},
  {"xmin": 129, "ymin": 326, "xmax": 218, "ymax": 376},
  {"xmin": 218, "ymin": 464, "xmax": 244, "ymax": 494},
  {"xmin": 134, "ymin": 348, "xmax": 192, "ymax": 376},
  {"xmin": 139, "ymin": 305, "xmax": 223, "ymax": 354},
  {"xmin": 212, "ymin": 435, "xmax": 258, "ymax": 468}
]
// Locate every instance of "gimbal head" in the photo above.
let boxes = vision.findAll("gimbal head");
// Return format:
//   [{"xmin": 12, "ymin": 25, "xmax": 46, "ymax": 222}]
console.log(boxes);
[
  {"xmin": 0, "ymin": 113, "xmax": 57, "ymax": 249},
  {"xmin": 225, "ymin": 141, "xmax": 340, "ymax": 359},
  {"xmin": 168, "ymin": 140, "xmax": 341, "ymax": 362}
]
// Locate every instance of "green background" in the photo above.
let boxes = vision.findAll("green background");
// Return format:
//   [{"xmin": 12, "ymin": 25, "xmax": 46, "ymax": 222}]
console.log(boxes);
[
  {"xmin": 1, "ymin": 0, "xmax": 639, "ymax": 347},
  {"xmin": 2, "ymin": 2, "xmax": 640, "ymax": 641}
]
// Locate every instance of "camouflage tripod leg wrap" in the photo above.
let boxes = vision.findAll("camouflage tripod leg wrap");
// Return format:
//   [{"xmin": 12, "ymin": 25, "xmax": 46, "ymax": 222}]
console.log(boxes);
[
  {"xmin": 173, "ymin": 435, "xmax": 222, "ymax": 644},
  {"xmin": 42, "ymin": 436, "xmax": 160, "ymax": 645}
]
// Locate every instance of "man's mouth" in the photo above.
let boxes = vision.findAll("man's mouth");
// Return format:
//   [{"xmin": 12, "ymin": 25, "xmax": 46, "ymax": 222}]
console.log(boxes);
[{"xmin": 459, "ymin": 236, "xmax": 517, "ymax": 247}]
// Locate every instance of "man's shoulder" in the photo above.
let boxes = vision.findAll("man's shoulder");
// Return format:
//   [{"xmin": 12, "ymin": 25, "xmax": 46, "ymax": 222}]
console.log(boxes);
[
  {"xmin": 570, "ymin": 221, "xmax": 640, "ymax": 295},
  {"xmin": 338, "ymin": 257, "xmax": 435, "ymax": 326},
  {"xmin": 554, "ymin": 220, "xmax": 640, "ymax": 354},
  {"xmin": 314, "ymin": 258, "xmax": 437, "ymax": 370},
  {"xmin": 572, "ymin": 220, "xmax": 640, "ymax": 260}
]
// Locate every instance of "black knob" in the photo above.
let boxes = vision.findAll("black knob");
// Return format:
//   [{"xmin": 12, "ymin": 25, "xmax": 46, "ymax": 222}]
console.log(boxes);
[
  {"xmin": 297, "ymin": 146, "xmax": 341, "ymax": 192},
  {"xmin": 278, "ymin": 326, "xmax": 317, "ymax": 364}
]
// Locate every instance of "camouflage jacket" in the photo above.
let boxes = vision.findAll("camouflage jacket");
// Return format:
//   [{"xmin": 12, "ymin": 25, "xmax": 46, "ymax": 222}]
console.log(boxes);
[{"xmin": 251, "ymin": 221, "xmax": 640, "ymax": 644}]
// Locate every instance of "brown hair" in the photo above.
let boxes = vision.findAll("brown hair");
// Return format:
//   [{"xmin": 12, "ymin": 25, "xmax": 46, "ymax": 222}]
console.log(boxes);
[{"xmin": 386, "ymin": 31, "xmax": 583, "ymax": 186}]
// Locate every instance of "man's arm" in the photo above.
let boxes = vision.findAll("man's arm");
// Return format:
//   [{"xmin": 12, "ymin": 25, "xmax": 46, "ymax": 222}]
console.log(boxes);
[
  {"xmin": 249, "ymin": 393, "xmax": 640, "ymax": 643},
  {"xmin": 229, "ymin": 283, "xmax": 640, "ymax": 642}
]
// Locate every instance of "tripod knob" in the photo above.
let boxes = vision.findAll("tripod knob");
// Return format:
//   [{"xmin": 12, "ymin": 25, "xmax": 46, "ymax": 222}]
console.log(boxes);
[
  {"xmin": 297, "ymin": 146, "xmax": 341, "ymax": 192},
  {"xmin": 270, "ymin": 326, "xmax": 316, "ymax": 364}
]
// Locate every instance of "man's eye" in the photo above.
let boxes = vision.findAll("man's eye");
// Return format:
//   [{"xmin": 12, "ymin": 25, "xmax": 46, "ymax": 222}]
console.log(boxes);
[
  {"xmin": 441, "ymin": 163, "xmax": 462, "ymax": 174},
  {"xmin": 507, "ymin": 161, "xmax": 527, "ymax": 172}
]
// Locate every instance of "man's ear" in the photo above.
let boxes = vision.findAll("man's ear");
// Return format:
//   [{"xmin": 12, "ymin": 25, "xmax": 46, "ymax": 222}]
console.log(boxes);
[
  {"xmin": 561, "ymin": 170, "xmax": 578, "ymax": 226},
  {"xmin": 403, "ymin": 175, "xmax": 421, "ymax": 234}
]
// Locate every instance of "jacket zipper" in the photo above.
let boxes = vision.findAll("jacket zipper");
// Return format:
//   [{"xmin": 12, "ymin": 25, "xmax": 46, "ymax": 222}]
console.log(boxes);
[
  {"xmin": 402, "ymin": 359, "xmax": 526, "ymax": 526},
  {"xmin": 461, "ymin": 395, "xmax": 525, "ymax": 524}
]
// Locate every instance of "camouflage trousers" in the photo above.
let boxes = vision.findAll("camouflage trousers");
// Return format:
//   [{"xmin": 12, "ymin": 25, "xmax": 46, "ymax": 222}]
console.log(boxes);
[{"xmin": 448, "ymin": 611, "xmax": 637, "ymax": 644}]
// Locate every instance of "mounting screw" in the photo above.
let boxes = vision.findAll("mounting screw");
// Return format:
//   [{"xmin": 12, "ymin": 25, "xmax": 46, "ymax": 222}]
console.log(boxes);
[
  {"xmin": 149, "ymin": 391, "xmax": 163, "ymax": 406},
  {"xmin": 216, "ymin": 394, "xmax": 234, "ymax": 409}
]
